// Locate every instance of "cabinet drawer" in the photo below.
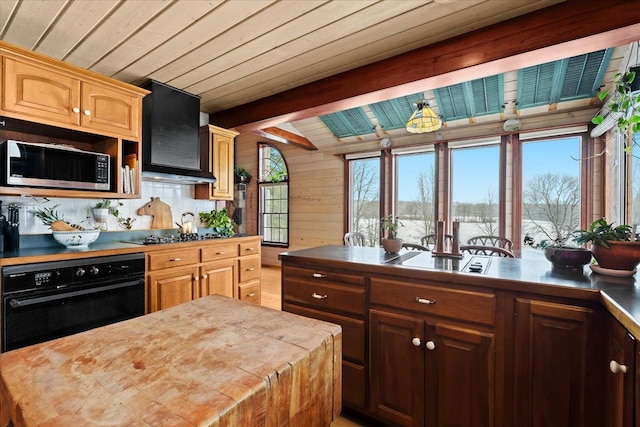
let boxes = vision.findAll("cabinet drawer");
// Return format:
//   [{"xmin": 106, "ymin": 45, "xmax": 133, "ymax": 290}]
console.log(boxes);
[
  {"xmin": 284, "ymin": 265, "xmax": 365, "ymax": 287},
  {"xmin": 148, "ymin": 248, "xmax": 200, "ymax": 271},
  {"xmin": 284, "ymin": 303, "xmax": 365, "ymax": 363},
  {"xmin": 370, "ymin": 278, "xmax": 495, "ymax": 326},
  {"xmin": 239, "ymin": 281, "xmax": 260, "ymax": 305},
  {"xmin": 239, "ymin": 256, "xmax": 260, "ymax": 282},
  {"xmin": 239, "ymin": 241, "xmax": 260, "ymax": 257},
  {"xmin": 284, "ymin": 277, "xmax": 365, "ymax": 317},
  {"xmin": 201, "ymin": 242, "xmax": 238, "ymax": 262}
]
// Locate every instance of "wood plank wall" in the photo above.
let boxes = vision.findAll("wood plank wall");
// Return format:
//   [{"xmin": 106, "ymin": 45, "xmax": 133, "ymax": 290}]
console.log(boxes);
[{"xmin": 234, "ymin": 133, "xmax": 344, "ymax": 266}]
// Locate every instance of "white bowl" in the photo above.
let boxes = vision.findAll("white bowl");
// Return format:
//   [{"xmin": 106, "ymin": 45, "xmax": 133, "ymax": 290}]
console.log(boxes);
[{"xmin": 52, "ymin": 229, "xmax": 100, "ymax": 249}]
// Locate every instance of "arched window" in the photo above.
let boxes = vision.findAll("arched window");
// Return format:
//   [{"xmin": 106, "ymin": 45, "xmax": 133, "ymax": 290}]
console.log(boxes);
[{"xmin": 258, "ymin": 143, "xmax": 289, "ymax": 246}]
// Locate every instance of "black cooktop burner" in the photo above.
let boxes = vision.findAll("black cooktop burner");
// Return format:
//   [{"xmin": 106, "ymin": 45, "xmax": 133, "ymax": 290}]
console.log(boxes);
[{"xmin": 143, "ymin": 233, "xmax": 221, "ymax": 244}]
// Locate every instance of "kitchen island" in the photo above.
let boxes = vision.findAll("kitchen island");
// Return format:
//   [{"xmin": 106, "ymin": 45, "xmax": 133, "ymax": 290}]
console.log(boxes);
[
  {"xmin": 280, "ymin": 245, "xmax": 640, "ymax": 427},
  {"xmin": 0, "ymin": 295, "xmax": 342, "ymax": 427}
]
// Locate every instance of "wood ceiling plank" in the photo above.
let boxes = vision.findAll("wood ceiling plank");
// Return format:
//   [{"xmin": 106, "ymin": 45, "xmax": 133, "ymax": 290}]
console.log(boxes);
[
  {"xmin": 173, "ymin": 0, "xmax": 369, "ymax": 90},
  {"xmin": 211, "ymin": 0, "xmax": 640, "ymax": 132},
  {"xmin": 1, "ymin": 0, "xmax": 67, "ymax": 50},
  {"xmin": 96, "ymin": 1, "xmax": 224, "ymax": 79},
  {"xmin": 63, "ymin": 0, "xmax": 172, "ymax": 69},
  {"xmin": 118, "ymin": 0, "xmax": 277, "ymax": 84},
  {"xmin": 35, "ymin": 0, "xmax": 119, "ymax": 63},
  {"xmin": 164, "ymin": 0, "xmax": 330, "ymax": 89},
  {"xmin": 199, "ymin": 0, "xmax": 542, "ymax": 112},
  {"xmin": 0, "ymin": 0, "xmax": 19, "ymax": 37}
]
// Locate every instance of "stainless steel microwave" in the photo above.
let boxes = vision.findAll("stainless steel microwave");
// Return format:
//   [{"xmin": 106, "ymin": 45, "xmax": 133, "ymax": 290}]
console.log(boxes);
[{"xmin": 0, "ymin": 140, "xmax": 110, "ymax": 191}]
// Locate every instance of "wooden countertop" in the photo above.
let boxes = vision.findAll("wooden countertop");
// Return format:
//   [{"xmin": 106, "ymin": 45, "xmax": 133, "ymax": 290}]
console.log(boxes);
[
  {"xmin": 279, "ymin": 245, "xmax": 640, "ymax": 338},
  {"xmin": 0, "ymin": 295, "xmax": 342, "ymax": 427}
]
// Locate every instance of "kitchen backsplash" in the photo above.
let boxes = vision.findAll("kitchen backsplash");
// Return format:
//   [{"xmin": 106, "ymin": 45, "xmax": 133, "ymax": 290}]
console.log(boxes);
[{"xmin": 1, "ymin": 180, "xmax": 223, "ymax": 235}]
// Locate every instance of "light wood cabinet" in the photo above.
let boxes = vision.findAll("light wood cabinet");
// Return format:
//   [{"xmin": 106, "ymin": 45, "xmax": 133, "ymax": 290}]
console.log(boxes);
[
  {"xmin": 145, "ymin": 236, "xmax": 261, "ymax": 312},
  {"xmin": 195, "ymin": 125, "xmax": 238, "ymax": 201},
  {"xmin": 0, "ymin": 40, "xmax": 147, "ymax": 199}
]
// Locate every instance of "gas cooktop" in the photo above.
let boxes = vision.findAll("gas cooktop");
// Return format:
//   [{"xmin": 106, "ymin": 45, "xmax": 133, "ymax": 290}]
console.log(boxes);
[{"xmin": 141, "ymin": 233, "xmax": 222, "ymax": 245}]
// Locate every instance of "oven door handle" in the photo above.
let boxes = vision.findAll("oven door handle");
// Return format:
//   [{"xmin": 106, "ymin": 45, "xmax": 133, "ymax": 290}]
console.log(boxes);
[{"xmin": 8, "ymin": 279, "xmax": 143, "ymax": 308}]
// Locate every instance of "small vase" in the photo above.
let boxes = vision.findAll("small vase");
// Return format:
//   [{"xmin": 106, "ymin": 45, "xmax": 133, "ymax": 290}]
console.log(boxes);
[{"xmin": 382, "ymin": 238, "xmax": 402, "ymax": 254}]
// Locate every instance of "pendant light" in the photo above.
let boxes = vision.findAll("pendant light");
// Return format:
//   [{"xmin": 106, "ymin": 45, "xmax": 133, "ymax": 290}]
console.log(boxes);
[{"xmin": 406, "ymin": 99, "xmax": 442, "ymax": 133}]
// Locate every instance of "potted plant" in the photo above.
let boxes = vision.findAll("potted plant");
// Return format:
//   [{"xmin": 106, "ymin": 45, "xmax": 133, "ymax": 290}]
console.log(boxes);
[
  {"xmin": 199, "ymin": 207, "xmax": 236, "ymax": 237},
  {"xmin": 592, "ymin": 65, "xmax": 640, "ymax": 150},
  {"xmin": 574, "ymin": 218, "xmax": 640, "ymax": 271},
  {"xmin": 380, "ymin": 215, "xmax": 402, "ymax": 253},
  {"xmin": 234, "ymin": 166, "xmax": 252, "ymax": 184},
  {"xmin": 523, "ymin": 233, "xmax": 592, "ymax": 270},
  {"xmin": 92, "ymin": 199, "xmax": 125, "ymax": 230}
]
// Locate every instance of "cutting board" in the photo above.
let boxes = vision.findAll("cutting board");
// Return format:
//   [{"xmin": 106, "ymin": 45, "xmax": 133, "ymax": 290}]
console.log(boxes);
[{"xmin": 136, "ymin": 197, "xmax": 173, "ymax": 229}]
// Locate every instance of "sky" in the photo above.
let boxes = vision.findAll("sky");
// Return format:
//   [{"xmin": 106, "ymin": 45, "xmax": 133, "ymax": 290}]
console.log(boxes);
[{"xmin": 396, "ymin": 136, "xmax": 581, "ymax": 203}]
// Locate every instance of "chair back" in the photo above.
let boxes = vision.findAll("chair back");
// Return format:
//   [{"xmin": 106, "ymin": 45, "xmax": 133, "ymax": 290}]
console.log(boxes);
[
  {"xmin": 344, "ymin": 232, "xmax": 366, "ymax": 246},
  {"xmin": 421, "ymin": 234, "xmax": 453, "ymax": 251},
  {"xmin": 466, "ymin": 235, "xmax": 513, "ymax": 251},
  {"xmin": 402, "ymin": 242, "xmax": 429, "ymax": 251},
  {"xmin": 460, "ymin": 245, "xmax": 514, "ymax": 257}
]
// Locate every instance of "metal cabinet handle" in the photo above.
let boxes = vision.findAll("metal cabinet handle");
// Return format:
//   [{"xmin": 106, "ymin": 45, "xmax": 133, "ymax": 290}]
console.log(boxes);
[
  {"xmin": 216, "ymin": 251, "xmax": 225, "ymax": 255},
  {"xmin": 170, "ymin": 258, "xmax": 182, "ymax": 262},
  {"xmin": 245, "ymin": 247, "xmax": 255, "ymax": 251},
  {"xmin": 610, "ymin": 360, "xmax": 628, "ymax": 374},
  {"xmin": 246, "ymin": 267, "xmax": 255, "ymax": 271},
  {"xmin": 313, "ymin": 273, "xmax": 327, "ymax": 278},
  {"xmin": 412, "ymin": 337, "xmax": 421, "ymax": 347},
  {"xmin": 248, "ymin": 293, "xmax": 256, "ymax": 297},
  {"xmin": 72, "ymin": 107, "xmax": 80, "ymax": 113},
  {"xmin": 426, "ymin": 341, "xmax": 436, "ymax": 351},
  {"xmin": 312, "ymin": 292, "xmax": 328, "ymax": 299},
  {"xmin": 415, "ymin": 297, "xmax": 436, "ymax": 305}
]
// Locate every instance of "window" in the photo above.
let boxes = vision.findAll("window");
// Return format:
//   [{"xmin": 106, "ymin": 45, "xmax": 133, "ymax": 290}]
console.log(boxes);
[
  {"xmin": 521, "ymin": 136, "xmax": 581, "ymax": 258},
  {"xmin": 629, "ymin": 132, "xmax": 640, "ymax": 225},
  {"xmin": 258, "ymin": 144, "xmax": 289, "ymax": 246},
  {"xmin": 348, "ymin": 156, "xmax": 380, "ymax": 246},
  {"xmin": 450, "ymin": 142, "xmax": 500, "ymax": 244},
  {"xmin": 395, "ymin": 150, "xmax": 436, "ymax": 244}
]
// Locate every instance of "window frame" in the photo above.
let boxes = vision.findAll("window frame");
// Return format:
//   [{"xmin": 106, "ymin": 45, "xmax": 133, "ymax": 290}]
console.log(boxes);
[{"xmin": 258, "ymin": 143, "xmax": 289, "ymax": 247}]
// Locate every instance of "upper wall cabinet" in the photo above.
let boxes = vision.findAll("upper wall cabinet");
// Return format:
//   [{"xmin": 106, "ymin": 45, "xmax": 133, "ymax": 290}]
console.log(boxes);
[
  {"xmin": 0, "ymin": 41, "xmax": 148, "ymax": 199},
  {"xmin": 195, "ymin": 125, "xmax": 238, "ymax": 201},
  {"xmin": 1, "ymin": 43, "xmax": 144, "ymax": 141}
]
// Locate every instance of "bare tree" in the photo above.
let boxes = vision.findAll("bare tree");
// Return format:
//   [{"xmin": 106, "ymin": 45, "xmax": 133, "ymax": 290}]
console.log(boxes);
[
  {"xmin": 477, "ymin": 189, "xmax": 498, "ymax": 235},
  {"xmin": 523, "ymin": 173, "xmax": 580, "ymax": 245},
  {"xmin": 416, "ymin": 169, "xmax": 435, "ymax": 237},
  {"xmin": 351, "ymin": 160, "xmax": 379, "ymax": 245}
]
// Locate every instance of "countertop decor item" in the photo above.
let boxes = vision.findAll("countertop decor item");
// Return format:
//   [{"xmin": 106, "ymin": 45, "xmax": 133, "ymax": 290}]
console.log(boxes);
[
  {"xmin": 199, "ymin": 207, "xmax": 235, "ymax": 237},
  {"xmin": 234, "ymin": 165, "xmax": 252, "ymax": 183},
  {"xmin": 51, "ymin": 228, "xmax": 100, "ymax": 249},
  {"xmin": 380, "ymin": 214, "xmax": 402, "ymax": 253},
  {"xmin": 574, "ymin": 218, "xmax": 640, "ymax": 272},
  {"xmin": 136, "ymin": 197, "xmax": 173, "ymax": 229}
]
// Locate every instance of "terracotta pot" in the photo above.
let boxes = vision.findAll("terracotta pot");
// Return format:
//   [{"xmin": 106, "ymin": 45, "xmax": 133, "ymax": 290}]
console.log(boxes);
[
  {"xmin": 590, "ymin": 241, "xmax": 640, "ymax": 271},
  {"xmin": 382, "ymin": 238, "xmax": 402, "ymax": 254},
  {"xmin": 543, "ymin": 246, "xmax": 592, "ymax": 269}
]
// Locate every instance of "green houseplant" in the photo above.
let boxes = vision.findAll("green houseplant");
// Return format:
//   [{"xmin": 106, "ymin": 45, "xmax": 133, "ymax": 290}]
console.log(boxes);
[
  {"xmin": 574, "ymin": 218, "xmax": 640, "ymax": 271},
  {"xmin": 592, "ymin": 66, "xmax": 640, "ymax": 151},
  {"xmin": 380, "ymin": 215, "xmax": 402, "ymax": 253},
  {"xmin": 234, "ymin": 166, "xmax": 252, "ymax": 183},
  {"xmin": 199, "ymin": 207, "xmax": 235, "ymax": 237}
]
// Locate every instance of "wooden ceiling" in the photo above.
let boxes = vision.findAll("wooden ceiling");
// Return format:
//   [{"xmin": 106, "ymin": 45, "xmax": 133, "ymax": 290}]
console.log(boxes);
[{"xmin": 1, "ymin": 0, "xmax": 640, "ymax": 153}]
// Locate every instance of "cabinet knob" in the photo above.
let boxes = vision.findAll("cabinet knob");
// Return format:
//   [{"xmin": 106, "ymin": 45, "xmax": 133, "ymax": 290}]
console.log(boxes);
[
  {"xmin": 412, "ymin": 337, "xmax": 421, "ymax": 347},
  {"xmin": 83, "ymin": 109, "xmax": 91, "ymax": 116},
  {"xmin": 415, "ymin": 297, "xmax": 436, "ymax": 305},
  {"xmin": 201, "ymin": 274, "xmax": 208, "ymax": 280},
  {"xmin": 311, "ymin": 292, "xmax": 328, "ymax": 299},
  {"xmin": 72, "ymin": 107, "xmax": 80, "ymax": 113},
  {"xmin": 312, "ymin": 273, "xmax": 327, "ymax": 278},
  {"xmin": 426, "ymin": 341, "xmax": 436, "ymax": 351},
  {"xmin": 609, "ymin": 360, "xmax": 628, "ymax": 374},
  {"xmin": 193, "ymin": 275, "xmax": 199, "ymax": 282}
]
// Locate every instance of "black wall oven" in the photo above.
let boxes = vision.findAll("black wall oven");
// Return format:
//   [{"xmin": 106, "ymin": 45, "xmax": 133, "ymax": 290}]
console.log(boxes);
[{"xmin": 2, "ymin": 253, "xmax": 145, "ymax": 352}]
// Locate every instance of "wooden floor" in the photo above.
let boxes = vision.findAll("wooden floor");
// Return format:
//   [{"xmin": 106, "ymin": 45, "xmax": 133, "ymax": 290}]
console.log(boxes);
[{"xmin": 260, "ymin": 265, "xmax": 375, "ymax": 427}]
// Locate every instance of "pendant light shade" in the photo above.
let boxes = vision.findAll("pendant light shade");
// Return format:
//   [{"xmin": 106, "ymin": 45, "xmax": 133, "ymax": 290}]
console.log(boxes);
[{"xmin": 406, "ymin": 99, "xmax": 442, "ymax": 133}]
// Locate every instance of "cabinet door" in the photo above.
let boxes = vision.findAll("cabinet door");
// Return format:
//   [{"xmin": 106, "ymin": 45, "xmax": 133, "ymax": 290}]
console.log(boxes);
[
  {"xmin": 147, "ymin": 267, "xmax": 198, "ymax": 312},
  {"xmin": 425, "ymin": 322, "xmax": 495, "ymax": 427},
  {"xmin": 201, "ymin": 261, "xmax": 236, "ymax": 298},
  {"xmin": 81, "ymin": 81, "xmax": 141, "ymax": 139},
  {"xmin": 211, "ymin": 131, "xmax": 234, "ymax": 200},
  {"xmin": 370, "ymin": 309, "xmax": 424, "ymax": 427},
  {"xmin": 605, "ymin": 315, "xmax": 635, "ymax": 427},
  {"xmin": 2, "ymin": 56, "xmax": 81, "ymax": 126},
  {"xmin": 513, "ymin": 298, "xmax": 594, "ymax": 427}
]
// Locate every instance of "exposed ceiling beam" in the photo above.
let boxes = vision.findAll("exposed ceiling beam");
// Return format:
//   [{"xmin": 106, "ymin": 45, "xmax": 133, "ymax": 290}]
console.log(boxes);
[
  {"xmin": 254, "ymin": 127, "xmax": 317, "ymax": 151},
  {"xmin": 211, "ymin": 0, "xmax": 640, "ymax": 134}
]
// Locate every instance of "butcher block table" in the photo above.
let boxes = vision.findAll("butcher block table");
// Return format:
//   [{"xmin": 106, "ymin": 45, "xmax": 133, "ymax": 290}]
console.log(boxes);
[{"xmin": 0, "ymin": 295, "xmax": 342, "ymax": 427}]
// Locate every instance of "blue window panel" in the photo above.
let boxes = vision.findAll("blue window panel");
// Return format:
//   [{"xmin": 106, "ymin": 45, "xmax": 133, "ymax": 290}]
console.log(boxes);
[
  {"xmin": 369, "ymin": 92, "xmax": 423, "ymax": 130},
  {"xmin": 319, "ymin": 107, "xmax": 372, "ymax": 137}
]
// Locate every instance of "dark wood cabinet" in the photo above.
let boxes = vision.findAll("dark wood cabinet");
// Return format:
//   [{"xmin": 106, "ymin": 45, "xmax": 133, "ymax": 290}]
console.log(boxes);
[
  {"xmin": 512, "ymin": 297, "xmax": 599, "ymax": 427},
  {"xmin": 605, "ymin": 315, "xmax": 636, "ymax": 427}
]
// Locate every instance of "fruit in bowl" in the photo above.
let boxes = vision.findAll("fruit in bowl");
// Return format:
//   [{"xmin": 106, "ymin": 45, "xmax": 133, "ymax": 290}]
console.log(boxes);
[{"xmin": 52, "ymin": 228, "xmax": 100, "ymax": 249}]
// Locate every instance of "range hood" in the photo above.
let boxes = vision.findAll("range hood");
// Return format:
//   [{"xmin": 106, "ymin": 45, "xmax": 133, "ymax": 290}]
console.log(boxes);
[{"xmin": 141, "ymin": 80, "xmax": 216, "ymax": 184}]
